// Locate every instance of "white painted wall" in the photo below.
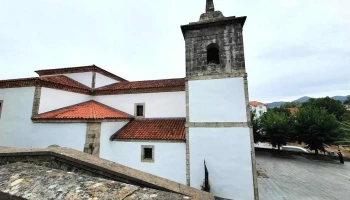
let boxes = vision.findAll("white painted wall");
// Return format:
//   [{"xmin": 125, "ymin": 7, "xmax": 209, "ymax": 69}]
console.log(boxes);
[
  {"xmin": 99, "ymin": 121, "xmax": 129, "ymax": 161},
  {"xmin": 250, "ymin": 104, "xmax": 267, "ymax": 118},
  {"xmin": 189, "ymin": 127, "xmax": 254, "ymax": 200},
  {"xmin": 100, "ymin": 122, "xmax": 186, "ymax": 184},
  {"xmin": 64, "ymin": 72, "xmax": 92, "ymax": 87},
  {"xmin": 93, "ymin": 91, "xmax": 185, "ymax": 118},
  {"xmin": 0, "ymin": 88, "xmax": 86, "ymax": 151},
  {"xmin": 39, "ymin": 88, "xmax": 91, "ymax": 113},
  {"xmin": 95, "ymin": 73, "xmax": 117, "ymax": 88},
  {"xmin": 189, "ymin": 78, "xmax": 247, "ymax": 122}
]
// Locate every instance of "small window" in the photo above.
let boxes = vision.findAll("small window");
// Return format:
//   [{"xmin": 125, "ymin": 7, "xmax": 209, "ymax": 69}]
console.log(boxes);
[
  {"xmin": 141, "ymin": 145, "xmax": 154, "ymax": 162},
  {"xmin": 207, "ymin": 43, "xmax": 220, "ymax": 64},
  {"xmin": 134, "ymin": 103, "xmax": 145, "ymax": 118},
  {"xmin": 0, "ymin": 100, "xmax": 3, "ymax": 118}
]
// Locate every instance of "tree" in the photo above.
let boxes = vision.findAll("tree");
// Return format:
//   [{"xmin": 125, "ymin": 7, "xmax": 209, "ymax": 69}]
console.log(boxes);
[
  {"xmin": 260, "ymin": 110, "xmax": 294, "ymax": 150},
  {"xmin": 294, "ymin": 106, "xmax": 342, "ymax": 155},
  {"xmin": 301, "ymin": 97, "xmax": 346, "ymax": 121},
  {"xmin": 268, "ymin": 107, "xmax": 292, "ymax": 116},
  {"xmin": 251, "ymin": 111, "xmax": 263, "ymax": 143},
  {"xmin": 344, "ymin": 96, "xmax": 350, "ymax": 104},
  {"xmin": 280, "ymin": 101, "xmax": 301, "ymax": 108}
]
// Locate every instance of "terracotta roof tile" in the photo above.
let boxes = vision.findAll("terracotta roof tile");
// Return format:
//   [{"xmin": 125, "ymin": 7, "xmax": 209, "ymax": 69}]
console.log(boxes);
[
  {"xmin": 35, "ymin": 65, "xmax": 127, "ymax": 82},
  {"xmin": 96, "ymin": 78, "xmax": 185, "ymax": 91},
  {"xmin": 287, "ymin": 108, "xmax": 299, "ymax": 115},
  {"xmin": 39, "ymin": 75, "xmax": 91, "ymax": 90},
  {"xmin": 32, "ymin": 100, "xmax": 133, "ymax": 120},
  {"xmin": 113, "ymin": 118, "xmax": 186, "ymax": 141},
  {"xmin": 249, "ymin": 101, "xmax": 266, "ymax": 106}
]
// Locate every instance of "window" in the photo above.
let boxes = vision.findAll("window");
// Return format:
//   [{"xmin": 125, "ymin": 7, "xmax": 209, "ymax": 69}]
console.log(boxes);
[
  {"xmin": 207, "ymin": 43, "xmax": 220, "ymax": 64},
  {"xmin": 0, "ymin": 100, "xmax": 3, "ymax": 118},
  {"xmin": 134, "ymin": 103, "xmax": 145, "ymax": 118},
  {"xmin": 141, "ymin": 145, "xmax": 154, "ymax": 162}
]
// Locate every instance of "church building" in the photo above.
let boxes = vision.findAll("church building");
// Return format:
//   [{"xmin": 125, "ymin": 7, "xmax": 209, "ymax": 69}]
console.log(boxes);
[{"xmin": 0, "ymin": 1, "xmax": 258, "ymax": 199}]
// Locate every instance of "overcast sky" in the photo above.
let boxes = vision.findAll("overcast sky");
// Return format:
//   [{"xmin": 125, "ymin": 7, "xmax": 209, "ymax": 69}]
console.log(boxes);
[{"xmin": 0, "ymin": 0, "xmax": 349, "ymax": 102}]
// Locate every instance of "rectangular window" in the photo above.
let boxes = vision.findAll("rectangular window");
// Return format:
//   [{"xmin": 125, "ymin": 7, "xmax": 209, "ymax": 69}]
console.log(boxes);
[
  {"xmin": 137, "ymin": 105, "xmax": 143, "ymax": 116},
  {"xmin": 141, "ymin": 145, "xmax": 154, "ymax": 162},
  {"xmin": 134, "ymin": 103, "xmax": 145, "ymax": 118},
  {"xmin": 0, "ymin": 100, "xmax": 3, "ymax": 118}
]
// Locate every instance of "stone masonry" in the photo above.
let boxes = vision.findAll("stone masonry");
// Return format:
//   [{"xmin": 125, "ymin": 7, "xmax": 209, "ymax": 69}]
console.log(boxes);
[{"xmin": 84, "ymin": 122, "xmax": 101, "ymax": 156}]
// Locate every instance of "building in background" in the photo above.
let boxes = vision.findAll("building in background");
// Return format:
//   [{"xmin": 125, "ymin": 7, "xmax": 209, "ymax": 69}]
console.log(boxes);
[
  {"xmin": 0, "ymin": 1, "xmax": 257, "ymax": 199},
  {"xmin": 250, "ymin": 101, "xmax": 267, "ymax": 118}
]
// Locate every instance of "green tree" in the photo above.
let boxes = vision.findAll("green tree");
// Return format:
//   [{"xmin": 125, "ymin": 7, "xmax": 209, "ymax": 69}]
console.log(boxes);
[
  {"xmin": 302, "ymin": 97, "xmax": 346, "ymax": 121},
  {"xmin": 280, "ymin": 101, "xmax": 301, "ymax": 108},
  {"xmin": 260, "ymin": 110, "xmax": 294, "ymax": 150},
  {"xmin": 343, "ymin": 96, "xmax": 350, "ymax": 104},
  {"xmin": 294, "ymin": 107, "xmax": 342, "ymax": 155},
  {"xmin": 251, "ymin": 111, "xmax": 263, "ymax": 143}
]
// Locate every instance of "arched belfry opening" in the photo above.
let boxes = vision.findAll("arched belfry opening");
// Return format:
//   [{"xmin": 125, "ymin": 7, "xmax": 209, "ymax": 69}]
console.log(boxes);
[{"xmin": 207, "ymin": 43, "xmax": 220, "ymax": 64}]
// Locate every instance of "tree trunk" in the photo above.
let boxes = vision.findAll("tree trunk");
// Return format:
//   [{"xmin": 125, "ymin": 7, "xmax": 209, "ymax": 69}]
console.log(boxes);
[
  {"xmin": 278, "ymin": 144, "xmax": 280, "ymax": 150},
  {"xmin": 315, "ymin": 149, "xmax": 319, "ymax": 155}
]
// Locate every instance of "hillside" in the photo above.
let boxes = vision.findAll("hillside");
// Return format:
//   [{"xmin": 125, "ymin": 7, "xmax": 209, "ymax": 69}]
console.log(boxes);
[{"xmin": 267, "ymin": 95, "xmax": 349, "ymax": 108}]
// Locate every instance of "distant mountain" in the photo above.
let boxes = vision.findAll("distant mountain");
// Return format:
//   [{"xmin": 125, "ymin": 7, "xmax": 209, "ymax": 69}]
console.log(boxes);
[
  {"xmin": 267, "ymin": 95, "xmax": 349, "ymax": 108},
  {"xmin": 293, "ymin": 96, "xmax": 311, "ymax": 103}
]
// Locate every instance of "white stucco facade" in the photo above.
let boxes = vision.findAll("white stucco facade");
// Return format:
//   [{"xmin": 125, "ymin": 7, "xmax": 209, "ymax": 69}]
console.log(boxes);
[
  {"xmin": 100, "ymin": 122, "xmax": 187, "ymax": 184},
  {"xmin": 106, "ymin": 141, "xmax": 187, "ymax": 184},
  {"xmin": 189, "ymin": 127, "xmax": 254, "ymax": 200},
  {"xmin": 189, "ymin": 78, "xmax": 247, "ymax": 122},
  {"xmin": 93, "ymin": 91, "xmax": 186, "ymax": 118},
  {"xmin": 39, "ymin": 88, "xmax": 91, "ymax": 113},
  {"xmin": 0, "ymin": 87, "xmax": 86, "ymax": 150},
  {"xmin": 64, "ymin": 72, "xmax": 92, "ymax": 87},
  {"xmin": 95, "ymin": 73, "xmax": 117, "ymax": 88},
  {"xmin": 188, "ymin": 77, "xmax": 255, "ymax": 200}
]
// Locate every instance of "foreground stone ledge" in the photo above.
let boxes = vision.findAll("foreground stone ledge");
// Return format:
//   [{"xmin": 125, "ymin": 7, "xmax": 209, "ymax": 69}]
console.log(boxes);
[
  {"xmin": 0, "ymin": 162, "xmax": 192, "ymax": 200},
  {"xmin": 0, "ymin": 146, "xmax": 214, "ymax": 200}
]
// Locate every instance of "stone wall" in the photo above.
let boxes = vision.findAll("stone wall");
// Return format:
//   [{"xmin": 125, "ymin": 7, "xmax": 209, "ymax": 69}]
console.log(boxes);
[{"xmin": 84, "ymin": 122, "xmax": 101, "ymax": 156}]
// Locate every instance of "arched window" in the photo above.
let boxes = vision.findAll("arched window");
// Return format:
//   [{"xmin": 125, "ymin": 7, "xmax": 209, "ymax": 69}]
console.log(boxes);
[{"xmin": 207, "ymin": 43, "xmax": 220, "ymax": 64}]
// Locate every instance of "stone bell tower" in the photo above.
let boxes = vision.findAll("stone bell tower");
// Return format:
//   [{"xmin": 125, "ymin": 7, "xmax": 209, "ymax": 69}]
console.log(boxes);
[{"xmin": 181, "ymin": 0, "xmax": 258, "ymax": 199}]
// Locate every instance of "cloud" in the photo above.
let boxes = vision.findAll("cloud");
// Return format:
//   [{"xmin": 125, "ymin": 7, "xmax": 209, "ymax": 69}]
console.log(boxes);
[{"xmin": 0, "ymin": 0, "xmax": 349, "ymax": 102}]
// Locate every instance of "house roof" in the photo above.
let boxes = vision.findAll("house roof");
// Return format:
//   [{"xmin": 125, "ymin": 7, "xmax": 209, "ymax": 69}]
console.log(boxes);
[
  {"xmin": 287, "ymin": 108, "xmax": 299, "ymax": 115},
  {"xmin": 39, "ymin": 75, "xmax": 90, "ymax": 90},
  {"xmin": 249, "ymin": 101, "xmax": 266, "ymax": 107},
  {"xmin": 35, "ymin": 64, "xmax": 128, "ymax": 82},
  {"xmin": 112, "ymin": 118, "xmax": 186, "ymax": 141},
  {"xmin": 32, "ymin": 100, "xmax": 133, "ymax": 120},
  {"xmin": 94, "ymin": 78, "xmax": 185, "ymax": 95}
]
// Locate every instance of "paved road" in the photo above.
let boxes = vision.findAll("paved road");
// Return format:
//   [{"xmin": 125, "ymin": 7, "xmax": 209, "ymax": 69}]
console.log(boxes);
[{"xmin": 256, "ymin": 151, "xmax": 350, "ymax": 200}]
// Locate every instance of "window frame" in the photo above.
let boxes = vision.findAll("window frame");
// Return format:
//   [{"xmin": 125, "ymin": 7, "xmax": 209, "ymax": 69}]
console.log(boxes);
[
  {"xmin": 0, "ymin": 100, "xmax": 3, "ymax": 119},
  {"xmin": 141, "ymin": 145, "xmax": 154, "ymax": 163},
  {"xmin": 134, "ymin": 103, "xmax": 145, "ymax": 118}
]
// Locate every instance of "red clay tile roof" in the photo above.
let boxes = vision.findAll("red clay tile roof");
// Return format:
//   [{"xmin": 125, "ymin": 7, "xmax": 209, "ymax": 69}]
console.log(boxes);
[
  {"xmin": 39, "ymin": 75, "xmax": 91, "ymax": 90},
  {"xmin": 35, "ymin": 64, "xmax": 127, "ymax": 82},
  {"xmin": 97, "ymin": 78, "xmax": 185, "ymax": 90},
  {"xmin": 32, "ymin": 100, "xmax": 133, "ymax": 120},
  {"xmin": 113, "ymin": 118, "xmax": 186, "ymax": 141},
  {"xmin": 94, "ymin": 78, "xmax": 185, "ymax": 95},
  {"xmin": 249, "ymin": 101, "xmax": 267, "ymax": 107},
  {"xmin": 287, "ymin": 108, "xmax": 299, "ymax": 115}
]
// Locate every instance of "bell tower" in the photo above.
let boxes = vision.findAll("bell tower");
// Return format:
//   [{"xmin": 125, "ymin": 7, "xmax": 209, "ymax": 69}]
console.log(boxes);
[{"xmin": 181, "ymin": 0, "xmax": 258, "ymax": 199}]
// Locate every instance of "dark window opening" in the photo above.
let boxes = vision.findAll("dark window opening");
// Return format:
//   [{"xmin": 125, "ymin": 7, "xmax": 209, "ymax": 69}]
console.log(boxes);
[
  {"xmin": 144, "ymin": 148, "xmax": 153, "ymax": 159},
  {"xmin": 136, "ymin": 105, "xmax": 144, "ymax": 116},
  {"xmin": 207, "ymin": 44, "xmax": 220, "ymax": 64}
]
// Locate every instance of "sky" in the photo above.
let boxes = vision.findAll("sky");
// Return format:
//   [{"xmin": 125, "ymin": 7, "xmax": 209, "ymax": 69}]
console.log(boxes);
[{"xmin": 0, "ymin": 0, "xmax": 349, "ymax": 103}]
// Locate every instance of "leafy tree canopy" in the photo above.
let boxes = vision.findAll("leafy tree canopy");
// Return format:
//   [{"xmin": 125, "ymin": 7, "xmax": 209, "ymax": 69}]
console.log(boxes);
[
  {"xmin": 260, "ymin": 110, "xmax": 294, "ymax": 150},
  {"xmin": 344, "ymin": 96, "xmax": 350, "ymax": 104},
  {"xmin": 301, "ymin": 97, "xmax": 346, "ymax": 121},
  {"xmin": 280, "ymin": 101, "xmax": 301, "ymax": 108},
  {"xmin": 294, "ymin": 106, "xmax": 343, "ymax": 154}
]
